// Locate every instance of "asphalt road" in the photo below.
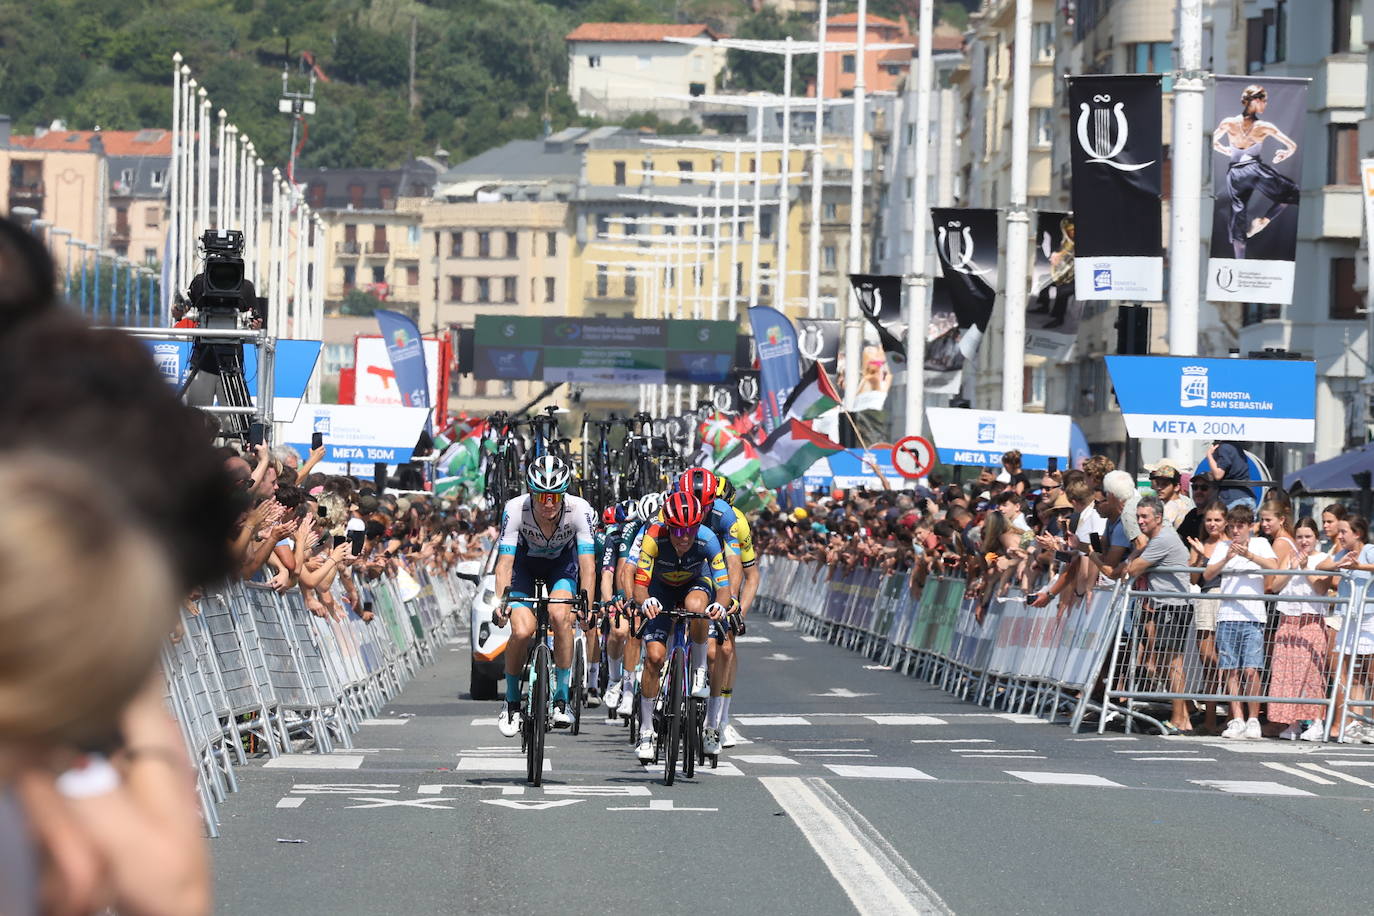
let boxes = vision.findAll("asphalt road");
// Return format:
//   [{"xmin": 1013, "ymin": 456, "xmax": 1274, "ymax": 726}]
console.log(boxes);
[{"xmin": 211, "ymin": 614, "xmax": 1374, "ymax": 915}]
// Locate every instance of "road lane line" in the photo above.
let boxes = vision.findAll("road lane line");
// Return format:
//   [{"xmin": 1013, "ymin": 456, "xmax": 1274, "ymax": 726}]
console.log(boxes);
[
  {"xmin": 910, "ymin": 739, "xmax": 995, "ymax": 744},
  {"xmin": 735, "ymin": 716, "xmax": 811, "ymax": 726},
  {"xmin": 732, "ymin": 755, "xmax": 800, "ymax": 765},
  {"xmin": 1129, "ymin": 757, "xmax": 1217, "ymax": 762},
  {"xmin": 276, "ymin": 797, "xmax": 305, "ymax": 808},
  {"xmin": 1191, "ymin": 779, "xmax": 1314, "ymax": 796},
  {"xmin": 865, "ymin": 715, "xmax": 948, "ymax": 726},
  {"xmin": 761, "ymin": 777, "xmax": 951, "ymax": 915},
  {"xmin": 1262, "ymin": 762, "xmax": 1336, "ymax": 785},
  {"xmin": 1006, "ymin": 772, "xmax": 1123, "ymax": 788},
  {"xmin": 263, "ymin": 754, "xmax": 364, "ymax": 770},
  {"xmin": 823, "ymin": 765, "xmax": 935, "ymax": 780},
  {"xmin": 1298, "ymin": 763, "xmax": 1374, "ymax": 787}
]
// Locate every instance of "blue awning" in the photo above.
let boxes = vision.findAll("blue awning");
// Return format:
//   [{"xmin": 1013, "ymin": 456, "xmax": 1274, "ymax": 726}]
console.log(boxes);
[{"xmin": 1284, "ymin": 442, "xmax": 1374, "ymax": 493}]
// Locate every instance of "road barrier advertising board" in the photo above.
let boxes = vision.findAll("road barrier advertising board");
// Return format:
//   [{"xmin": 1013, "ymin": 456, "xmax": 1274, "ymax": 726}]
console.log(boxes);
[{"xmin": 925, "ymin": 407, "xmax": 1071, "ymax": 469}]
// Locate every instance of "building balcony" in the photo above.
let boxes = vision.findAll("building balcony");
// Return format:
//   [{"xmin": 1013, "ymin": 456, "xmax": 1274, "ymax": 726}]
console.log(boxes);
[
  {"xmin": 364, "ymin": 240, "xmax": 390, "ymax": 256},
  {"xmin": 391, "ymin": 241, "xmax": 420, "ymax": 260},
  {"xmin": 335, "ymin": 240, "xmax": 361, "ymax": 255},
  {"xmin": 8, "ymin": 181, "xmax": 44, "ymax": 210},
  {"xmin": 584, "ymin": 281, "xmax": 635, "ymax": 301},
  {"xmin": 109, "ymin": 223, "xmax": 131, "ymax": 242}
]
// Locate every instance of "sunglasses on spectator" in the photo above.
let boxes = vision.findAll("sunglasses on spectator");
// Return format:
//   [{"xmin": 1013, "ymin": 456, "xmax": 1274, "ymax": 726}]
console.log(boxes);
[
  {"xmin": 670, "ymin": 525, "xmax": 698, "ymax": 538},
  {"xmin": 1150, "ymin": 474, "xmax": 1178, "ymax": 483},
  {"xmin": 535, "ymin": 492, "xmax": 563, "ymax": 506}
]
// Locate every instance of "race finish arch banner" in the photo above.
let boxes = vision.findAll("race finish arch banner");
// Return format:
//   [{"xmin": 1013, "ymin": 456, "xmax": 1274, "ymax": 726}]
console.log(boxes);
[
  {"xmin": 473, "ymin": 315, "xmax": 735, "ymax": 384},
  {"xmin": 283, "ymin": 404, "xmax": 432, "ymax": 476},
  {"xmin": 925, "ymin": 407, "xmax": 1071, "ymax": 469},
  {"xmin": 1025, "ymin": 212, "xmax": 1079, "ymax": 360},
  {"xmin": 928, "ymin": 208, "xmax": 998, "ymax": 394},
  {"xmin": 1105, "ymin": 355, "xmax": 1316, "ymax": 442},
  {"xmin": 1206, "ymin": 76, "xmax": 1308, "ymax": 305},
  {"xmin": 1069, "ymin": 74, "xmax": 1163, "ymax": 301}
]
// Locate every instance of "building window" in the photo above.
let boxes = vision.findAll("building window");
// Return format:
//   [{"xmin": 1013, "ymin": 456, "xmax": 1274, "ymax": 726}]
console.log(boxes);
[
  {"xmin": 450, "ymin": 231, "xmax": 464, "ymax": 258},
  {"xmin": 735, "ymin": 262, "xmax": 744, "ymax": 295},
  {"xmin": 449, "ymin": 277, "xmax": 463, "ymax": 302},
  {"xmin": 1242, "ymin": 302, "xmax": 1282, "ymax": 325},
  {"xmin": 1034, "ymin": 108, "xmax": 1053, "ymax": 146},
  {"xmin": 503, "ymin": 276, "xmax": 517, "ymax": 303},
  {"xmin": 476, "ymin": 277, "xmax": 490, "ymax": 303},
  {"xmin": 379, "ymin": 185, "xmax": 395, "ymax": 208},
  {"xmin": 904, "ymin": 178, "xmax": 913, "ymax": 200},
  {"xmin": 504, "ymin": 231, "xmax": 517, "ymax": 258},
  {"xmin": 1129, "ymin": 42, "xmax": 1174, "ymax": 91},
  {"xmin": 478, "ymin": 231, "xmax": 491, "ymax": 257},
  {"xmin": 842, "ymin": 54, "xmax": 856, "ymax": 74},
  {"xmin": 144, "ymin": 206, "xmax": 160, "ymax": 228},
  {"xmin": 407, "ymin": 224, "xmax": 420, "ymax": 244},
  {"xmin": 759, "ymin": 211, "xmax": 774, "ymax": 239},
  {"xmin": 678, "ymin": 160, "xmax": 694, "ymax": 184},
  {"xmin": 546, "ymin": 231, "xmax": 557, "ymax": 256},
  {"xmin": 625, "ymin": 267, "xmax": 636, "ymax": 297},
  {"xmin": 823, "ymin": 245, "xmax": 836, "ymax": 270},
  {"xmin": 406, "ymin": 265, "xmax": 420, "ymax": 286},
  {"xmin": 119, "ymin": 167, "xmax": 135, "ymax": 187},
  {"xmin": 144, "ymin": 247, "xmax": 157, "ymax": 264},
  {"xmin": 1331, "ymin": 257, "xmax": 1361, "ymax": 319},
  {"xmin": 1328, "ymin": 124, "xmax": 1360, "ymax": 185},
  {"xmin": 1032, "ymin": 22, "xmax": 1054, "ymax": 60},
  {"xmin": 596, "ymin": 214, "xmax": 609, "ymax": 238},
  {"xmin": 501, "ymin": 380, "xmax": 515, "ymax": 397},
  {"xmin": 545, "ymin": 277, "xmax": 556, "ymax": 302},
  {"xmin": 348, "ymin": 183, "xmax": 364, "ymax": 208},
  {"xmin": 343, "ymin": 265, "xmax": 356, "ymax": 289},
  {"xmin": 371, "ymin": 265, "xmax": 385, "ymax": 284},
  {"xmin": 1334, "ymin": 0, "xmax": 1355, "ymax": 53},
  {"xmin": 149, "ymin": 169, "xmax": 166, "ymax": 188},
  {"xmin": 824, "ymin": 202, "xmax": 837, "ymax": 220},
  {"xmin": 624, "ymin": 217, "xmax": 638, "ymax": 237},
  {"xmin": 587, "ymin": 55, "xmax": 601, "ymax": 68},
  {"xmin": 760, "ymin": 261, "xmax": 771, "ymax": 299},
  {"xmin": 614, "ymin": 161, "xmax": 627, "ymax": 186},
  {"xmin": 596, "ymin": 266, "xmax": 608, "ymax": 297}
]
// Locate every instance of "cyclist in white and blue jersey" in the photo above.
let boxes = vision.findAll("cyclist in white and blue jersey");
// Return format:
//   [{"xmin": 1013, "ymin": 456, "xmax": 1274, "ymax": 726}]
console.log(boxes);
[{"xmin": 493, "ymin": 456, "xmax": 597, "ymax": 737}]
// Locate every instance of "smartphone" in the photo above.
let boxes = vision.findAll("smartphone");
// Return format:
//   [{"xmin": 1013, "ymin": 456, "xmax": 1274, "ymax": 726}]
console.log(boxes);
[
  {"xmin": 332, "ymin": 534, "xmax": 347, "ymax": 548},
  {"xmin": 348, "ymin": 530, "xmax": 365, "ymax": 556},
  {"xmin": 1089, "ymin": 532, "xmax": 1103, "ymax": 553},
  {"xmin": 311, "ymin": 431, "xmax": 324, "ymax": 450},
  {"xmin": 1047, "ymin": 457, "xmax": 1058, "ymax": 473},
  {"xmin": 317, "ymin": 505, "xmax": 328, "ymax": 519},
  {"xmin": 248, "ymin": 422, "xmax": 265, "ymax": 447}
]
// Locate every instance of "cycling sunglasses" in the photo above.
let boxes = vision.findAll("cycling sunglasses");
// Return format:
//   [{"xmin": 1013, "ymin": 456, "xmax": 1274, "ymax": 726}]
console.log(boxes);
[
  {"xmin": 669, "ymin": 524, "xmax": 699, "ymax": 539},
  {"xmin": 534, "ymin": 491, "xmax": 564, "ymax": 506}
]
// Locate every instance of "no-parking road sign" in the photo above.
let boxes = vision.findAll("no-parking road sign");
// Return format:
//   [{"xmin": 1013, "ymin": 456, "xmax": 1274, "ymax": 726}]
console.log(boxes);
[{"xmin": 892, "ymin": 436, "xmax": 935, "ymax": 480}]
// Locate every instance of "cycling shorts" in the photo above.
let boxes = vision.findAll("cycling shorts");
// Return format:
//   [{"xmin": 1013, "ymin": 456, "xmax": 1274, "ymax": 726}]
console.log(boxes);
[
  {"xmin": 509, "ymin": 543, "xmax": 579, "ymax": 598},
  {"xmin": 638, "ymin": 577, "xmax": 714, "ymax": 644}
]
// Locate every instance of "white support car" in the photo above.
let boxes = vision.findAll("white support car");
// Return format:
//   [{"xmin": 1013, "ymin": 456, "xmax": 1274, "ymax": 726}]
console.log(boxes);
[{"xmin": 465, "ymin": 546, "xmax": 510, "ymax": 700}]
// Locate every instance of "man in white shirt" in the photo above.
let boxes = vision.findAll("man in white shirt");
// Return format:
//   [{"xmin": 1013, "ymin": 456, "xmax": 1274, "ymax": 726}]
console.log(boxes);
[
  {"xmin": 1204, "ymin": 503, "xmax": 1278, "ymax": 739},
  {"xmin": 1145, "ymin": 457, "xmax": 1196, "ymax": 529}
]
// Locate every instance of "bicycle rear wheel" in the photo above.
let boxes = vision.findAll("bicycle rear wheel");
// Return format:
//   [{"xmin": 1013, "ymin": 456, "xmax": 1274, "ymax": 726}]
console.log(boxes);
[
  {"xmin": 570, "ymin": 637, "xmax": 586, "ymax": 736},
  {"xmin": 527, "ymin": 644, "xmax": 550, "ymax": 786},
  {"xmin": 663, "ymin": 651, "xmax": 683, "ymax": 786},
  {"xmin": 683, "ymin": 687, "xmax": 697, "ymax": 779}
]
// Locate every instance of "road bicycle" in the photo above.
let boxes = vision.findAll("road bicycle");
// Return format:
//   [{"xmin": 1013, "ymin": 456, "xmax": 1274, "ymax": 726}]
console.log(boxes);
[
  {"xmin": 640, "ymin": 605, "xmax": 714, "ymax": 787},
  {"xmin": 500, "ymin": 587, "xmax": 586, "ymax": 787},
  {"xmin": 568, "ymin": 600, "xmax": 612, "ymax": 736}
]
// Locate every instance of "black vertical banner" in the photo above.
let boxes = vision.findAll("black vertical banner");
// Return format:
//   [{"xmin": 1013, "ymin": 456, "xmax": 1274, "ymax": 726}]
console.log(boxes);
[
  {"xmin": 794, "ymin": 317, "xmax": 842, "ymax": 375},
  {"xmin": 1069, "ymin": 74, "xmax": 1163, "ymax": 301},
  {"xmin": 1026, "ymin": 211, "xmax": 1079, "ymax": 359},
  {"xmin": 927, "ymin": 208, "xmax": 997, "ymax": 393},
  {"xmin": 848, "ymin": 274, "xmax": 906, "ymax": 365}
]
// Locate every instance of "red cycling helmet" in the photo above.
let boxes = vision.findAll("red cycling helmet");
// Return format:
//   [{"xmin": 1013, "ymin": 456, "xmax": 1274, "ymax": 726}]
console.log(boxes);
[
  {"xmin": 677, "ymin": 467, "xmax": 718, "ymax": 510},
  {"xmin": 602, "ymin": 505, "xmax": 618, "ymax": 525},
  {"xmin": 664, "ymin": 491, "xmax": 704, "ymax": 530}
]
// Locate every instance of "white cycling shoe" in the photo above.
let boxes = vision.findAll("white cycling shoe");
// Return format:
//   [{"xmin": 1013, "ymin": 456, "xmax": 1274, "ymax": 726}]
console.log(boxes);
[
  {"xmin": 551, "ymin": 700, "xmax": 574, "ymax": 729},
  {"xmin": 616, "ymin": 686, "xmax": 634, "ymax": 717},
  {"xmin": 604, "ymin": 681, "xmax": 623, "ymax": 712},
  {"xmin": 585, "ymin": 689, "xmax": 601, "ymax": 709},
  {"xmin": 690, "ymin": 668, "xmax": 710, "ymax": 699},
  {"xmin": 636, "ymin": 734, "xmax": 656, "ymax": 763},
  {"xmin": 497, "ymin": 702, "xmax": 521, "ymax": 738},
  {"xmin": 721, "ymin": 723, "xmax": 742, "ymax": 748},
  {"xmin": 703, "ymin": 727, "xmax": 722, "ymax": 756}
]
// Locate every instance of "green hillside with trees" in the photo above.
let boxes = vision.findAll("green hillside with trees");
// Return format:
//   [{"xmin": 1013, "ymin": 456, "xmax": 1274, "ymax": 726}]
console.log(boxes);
[{"xmin": 0, "ymin": 0, "xmax": 973, "ymax": 170}]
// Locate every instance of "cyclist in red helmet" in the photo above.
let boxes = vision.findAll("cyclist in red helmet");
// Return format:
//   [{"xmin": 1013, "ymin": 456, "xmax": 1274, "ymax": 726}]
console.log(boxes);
[{"xmin": 629, "ymin": 491, "xmax": 730, "ymax": 763}]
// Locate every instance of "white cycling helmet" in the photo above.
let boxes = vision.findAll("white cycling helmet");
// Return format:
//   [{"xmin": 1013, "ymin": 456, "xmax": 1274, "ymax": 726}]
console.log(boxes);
[
  {"xmin": 621, "ymin": 498, "xmax": 641, "ymax": 523},
  {"xmin": 638, "ymin": 492, "xmax": 664, "ymax": 520},
  {"xmin": 526, "ymin": 455, "xmax": 571, "ymax": 493}
]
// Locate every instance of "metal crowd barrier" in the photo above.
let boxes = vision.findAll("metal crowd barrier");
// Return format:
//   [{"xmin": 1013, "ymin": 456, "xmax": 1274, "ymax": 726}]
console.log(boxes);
[
  {"xmin": 758, "ymin": 557, "xmax": 1374, "ymax": 743},
  {"xmin": 160, "ymin": 565, "xmax": 477, "ymax": 837},
  {"xmin": 756, "ymin": 556, "xmax": 1125, "ymax": 729}
]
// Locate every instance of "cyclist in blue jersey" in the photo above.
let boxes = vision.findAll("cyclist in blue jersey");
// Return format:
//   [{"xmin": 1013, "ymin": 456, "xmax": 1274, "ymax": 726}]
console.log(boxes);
[
  {"xmin": 492, "ymin": 456, "xmax": 597, "ymax": 736},
  {"xmin": 630, "ymin": 491, "xmax": 730, "ymax": 763}
]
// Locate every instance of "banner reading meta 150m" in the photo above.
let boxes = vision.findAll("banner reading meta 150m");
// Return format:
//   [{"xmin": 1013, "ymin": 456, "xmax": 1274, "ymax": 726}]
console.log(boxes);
[
  {"xmin": 1206, "ymin": 76, "xmax": 1308, "ymax": 305},
  {"xmin": 1069, "ymin": 74, "xmax": 1163, "ymax": 301}
]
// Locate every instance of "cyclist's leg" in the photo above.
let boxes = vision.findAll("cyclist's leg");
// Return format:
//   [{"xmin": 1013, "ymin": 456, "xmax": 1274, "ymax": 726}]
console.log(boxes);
[
  {"xmin": 708, "ymin": 624, "xmax": 734, "ymax": 729},
  {"xmin": 684, "ymin": 582, "xmax": 712, "ymax": 691},
  {"xmin": 547, "ymin": 547, "xmax": 580, "ymax": 704},
  {"xmin": 502, "ymin": 551, "xmax": 540, "ymax": 708}
]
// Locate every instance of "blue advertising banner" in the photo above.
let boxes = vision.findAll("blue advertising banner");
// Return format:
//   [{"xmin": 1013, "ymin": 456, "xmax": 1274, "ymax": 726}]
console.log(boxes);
[
  {"xmin": 145, "ymin": 338, "xmax": 321, "ymax": 420},
  {"xmin": 748, "ymin": 306, "xmax": 802, "ymax": 433},
  {"xmin": 925, "ymin": 407, "xmax": 1071, "ymax": 469},
  {"xmin": 802, "ymin": 448, "xmax": 901, "ymax": 491},
  {"xmin": 1105, "ymin": 355, "xmax": 1316, "ymax": 443},
  {"xmin": 375, "ymin": 309, "xmax": 431, "ymax": 409}
]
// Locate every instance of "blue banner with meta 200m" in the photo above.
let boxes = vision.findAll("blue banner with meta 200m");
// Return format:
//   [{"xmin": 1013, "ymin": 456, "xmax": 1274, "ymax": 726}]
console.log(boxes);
[{"xmin": 1105, "ymin": 355, "xmax": 1316, "ymax": 443}]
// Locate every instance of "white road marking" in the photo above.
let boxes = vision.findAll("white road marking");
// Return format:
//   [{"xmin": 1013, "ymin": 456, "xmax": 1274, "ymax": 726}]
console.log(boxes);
[
  {"xmin": 769, "ymin": 620, "xmax": 796, "ymax": 629},
  {"xmin": 417, "ymin": 785, "xmax": 505, "ymax": 795},
  {"xmin": 1113, "ymin": 749, "xmax": 1196, "ymax": 754},
  {"xmin": 866, "ymin": 715, "xmax": 948, "ymax": 726},
  {"xmin": 863, "ymin": 664, "xmax": 895, "ymax": 671},
  {"xmin": 640, "ymin": 761, "xmax": 745, "ymax": 776},
  {"xmin": 733, "ymin": 754, "xmax": 801, "ymax": 765},
  {"xmin": 911, "ymin": 738, "xmax": 995, "ymax": 744},
  {"xmin": 1130, "ymin": 757, "xmax": 1217, "ymax": 762},
  {"xmin": 276, "ymin": 797, "xmax": 305, "ymax": 808},
  {"xmin": 1323, "ymin": 760, "xmax": 1374, "ymax": 766},
  {"xmin": 481, "ymin": 799, "xmax": 582, "ymax": 811},
  {"xmin": 1067, "ymin": 736, "xmax": 1137, "ymax": 742},
  {"xmin": 501, "ymin": 787, "xmax": 525, "ymax": 796},
  {"xmin": 799, "ymin": 752, "xmax": 879, "ymax": 758},
  {"xmin": 799, "ymin": 635, "xmax": 821, "ymax": 643},
  {"xmin": 545, "ymin": 786, "xmax": 651, "ymax": 797},
  {"xmin": 955, "ymin": 748, "xmax": 1038, "ymax": 754},
  {"xmin": 345, "ymin": 797, "xmax": 457, "ymax": 810},
  {"xmin": 1201, "ymin": 742, "xmax": 1315, "ymax": 755},
  {"xmin": 823, "ymin": 765, "xmax": 935, "ymax": 780},
  {"xmin": 359, "ymin": 718, "xmax": 409, "ymax": 726},
  {"xmin": 1298, "ymin": 763, "xmax": 1374, "ymax": 787},
  {"xmin": 761, "ymin": 777, "xmax": 950, "ymax": 915},
  {"xmin": 290, "ymin": 784, "xmax": 398, "ymax": 794},
  {"xmin": 456, "ymin": 758, "xmax": 550, "ymax": 773},
  {"xmin": 609, "ymin": 799, "xmax": 717, "ymax": 812},
  {"xmin": 1007, "ymin": 771, "xmax": 1123, "ymax": 788},
  {"xmin": 1191, "ymin": 779, "xmax": 1315, "ymax": 796},
  {"xmin": 1262, "ymin": 762, "xmax": 1336, "ymax": 785},
  {"xmin": 735, "ymin": 715, "xmax": 811, "ymax": 726},
  {"xmin": 991, "ymin": 714, "xmax": 1047, "ymax": 724},
  {"xmin": 763, "ymin": 653, "xmax": 798, "ymax": 661},
  {"xmin": 961, "ymin": 754, "xmax": 1046, "ymax": 759},
  {"xmin": 264, "ymin": 755, "xmax": 364, "ymax": 770},
  {"xmin": 812, "ymin": 687, "xmax": 877, "ymax": 698},
  {"xmin": 734, "ymin": 635, "xmax": 772, "ymax": 644},
  {"xmin": 470, "ymin": 718, "xmax": 497, "ymax": 727}
]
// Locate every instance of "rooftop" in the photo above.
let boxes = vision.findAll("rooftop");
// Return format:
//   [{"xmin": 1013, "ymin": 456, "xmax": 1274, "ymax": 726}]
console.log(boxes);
[
  {"xmin": 565, "ymin": 22, "xmax": 723, "ymax": 43},
  {"xmin": 827, "ymin": 12, "xmax": 905, "ymax": 29},
  {"xmin": 8, "ymin": 128, "xmax": 172, "ymax": 156}
]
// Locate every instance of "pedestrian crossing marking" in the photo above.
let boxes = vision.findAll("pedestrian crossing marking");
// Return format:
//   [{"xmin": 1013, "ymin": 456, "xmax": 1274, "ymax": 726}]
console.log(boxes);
[
  {"xmin": 1007, "ymin": 771, "xmax": 1123, "ymax": 788},
  {"xmin": 1191, "ymin": 779, "xmax": 1314, "ymax": 796},
  {"xmin": 823, "ymin": 764, "xmax": 935, "ymax": 780}
]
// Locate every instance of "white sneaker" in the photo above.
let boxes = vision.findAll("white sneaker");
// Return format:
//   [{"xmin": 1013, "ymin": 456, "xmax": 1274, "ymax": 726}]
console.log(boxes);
[
  {"xmin": 703, "ymin": 727, "xmax": 722, "ymax": 756},
  {"xmin": 551, "ymin": 700, "xmax": 574, "ymax": 728},
  {"xmin": 1360, "ymin": 725, "xmax": 1374, "ymax": 745},
  {"xmin": 1221, "ymin": 717, "xmax": 1247, "ymax": 739},
  {"xmin": 604, "ymin": 681, "xmax": 623, "ymax": 711},
  {"xmin": 1278, "ymin": 724, "xmax": 1302, "ymax": 741},
  {"xmin": 497, "ymin": 702, "xmax": 521, "ymax": 738},
  {"xmin": 616, "ymin": 687, "xmax": 634, "ymax": 718},
  {"xmin": 636, "ymin": 734, "xmax": 656, "ymax": 763},
  {"xmin": 721, "ymin": 723, "xmax": 742, "ymax": 748},
  {"xmin": 1338, "ymin": 724, "xmax": 1363, "ymax": 744},
  {"xmin": 1244, "ymin": 717, "xmax": 1262, "ymax": 740},
  {"xmin": 690, "ymin": 668, "xmax": 710, "ymax": 699},
  {"xmin": 1298, "ymin": 722, "xmax": 1326, "ymax": 742},
  {"xmin": 585, "ymin": 689, "xmax": 601, "ymax": 709}
]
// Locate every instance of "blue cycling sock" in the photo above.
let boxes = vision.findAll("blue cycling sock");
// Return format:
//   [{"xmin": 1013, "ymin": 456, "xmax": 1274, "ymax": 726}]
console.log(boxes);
[
  {"xmin": 504, "ymin": 674, "xmax": 520, "ymax": 704},
  {"xmin": 554, "ymin": 667, "xmax": 571, "ymax": 702}
]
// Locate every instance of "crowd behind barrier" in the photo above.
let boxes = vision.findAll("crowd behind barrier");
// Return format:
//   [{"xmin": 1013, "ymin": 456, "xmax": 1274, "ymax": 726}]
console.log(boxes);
[{"xmin": 751, "ymin": 448, "xmax": 1374, "ymax": 743}]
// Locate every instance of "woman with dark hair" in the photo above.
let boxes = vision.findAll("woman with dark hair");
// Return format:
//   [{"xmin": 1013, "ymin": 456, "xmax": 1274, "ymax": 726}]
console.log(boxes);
[
  {"xmin": 1269, "ymin": 517, "xmax": 1335, "ymax": 740},
  {"xmin": 1318, "ymin": 515, "xmax": 1374, "ymax": 742}
]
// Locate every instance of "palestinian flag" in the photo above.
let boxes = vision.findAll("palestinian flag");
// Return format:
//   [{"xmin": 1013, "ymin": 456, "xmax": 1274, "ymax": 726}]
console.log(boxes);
[
  {"xmin": 782, "ymin": 361, "xmax": 841, "ymax": 422},
  {"xmin": 759, "ymin": 419, "xmax": 843, "ymax": 488},
  {"xmin": 713, "ymin": 438, "xmax": 761, "ymax": 486}
]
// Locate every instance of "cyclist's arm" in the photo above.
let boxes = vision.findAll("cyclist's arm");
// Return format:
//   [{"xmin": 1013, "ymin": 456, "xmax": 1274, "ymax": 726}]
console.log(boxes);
[
  {"xmin": 494, "ymin": 552, "xmax": 513, "ymax": 603},
  {"xmin": 730, "ymin": 509, "xmax": 760, "ymax": 614},
  {"xmin": 740, "ymin": 562, "xmax": 760, "ymax": 616},
  {"xmin": 573, "ymin": 503, "xmax": 597, "ymax": 600},
  {"xmin": 707, "ymin": 541, "xmax": 732, "ymax": 608},
  {"xmin": 493, "ymin": 499, "xmax": 521, "ymax": 602},
  {"xmin": 631, "ymin": 531, "xmax": 659, "ymax": 605}
]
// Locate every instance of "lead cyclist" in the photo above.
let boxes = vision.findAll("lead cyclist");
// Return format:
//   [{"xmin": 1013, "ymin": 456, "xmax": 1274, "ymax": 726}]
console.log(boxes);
[{"xmin": 492, "ymin": 456, "xmax": 597, "ymax": 737}]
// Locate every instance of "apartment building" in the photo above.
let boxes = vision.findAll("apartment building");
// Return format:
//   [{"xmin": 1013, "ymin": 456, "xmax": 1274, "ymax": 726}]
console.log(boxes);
[{"xmin": 566, "ymin": 23, "xmax": 726, "ymax": 121}]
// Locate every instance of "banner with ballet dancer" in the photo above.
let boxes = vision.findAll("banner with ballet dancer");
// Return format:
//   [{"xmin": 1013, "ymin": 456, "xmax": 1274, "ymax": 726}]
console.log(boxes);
[
  {"xmin": 1025, "ymin": 211, "xmax": 1078, "ymax": 360},
  {"xmin": 1068, "ymin": 75, "xmax": 1163, "ymax": 301},
  {"xmin": 1206, "ymin": 76, "xmax": 1308, "ymax": 305}
]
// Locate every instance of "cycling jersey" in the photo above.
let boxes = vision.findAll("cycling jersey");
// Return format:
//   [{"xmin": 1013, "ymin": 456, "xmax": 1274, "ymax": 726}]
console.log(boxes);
[
  {"xmin": 633, "ymin": 523, "xmax": 731, "ymax": 592},
  {"xmin": 707, "ymin": 498, "xmax": 756, "ymax": 568},
  {"xmin": 598, "ymin": 522, "xmax": 622, "ymax": 572},
  {"xmin": 497, "ymin": 493, "xmax": 596, "ymax": 559}
]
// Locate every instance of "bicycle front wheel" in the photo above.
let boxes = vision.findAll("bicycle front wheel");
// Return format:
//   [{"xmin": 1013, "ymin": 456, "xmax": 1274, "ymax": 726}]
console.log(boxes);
[
  {"xmin": 528, "ymin": 643, "xmax": 550, "ymax": 786},
  {"xmin": 570, "ymin": 637, "xmax": 586, "ymax": 736},
  {"xmin": 663, "ymin": 651, "xmax": 683, "ymax": 786},
  {"xmin": 683, "ymin": 689, "xmax": 697, "ymax": 779}
]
